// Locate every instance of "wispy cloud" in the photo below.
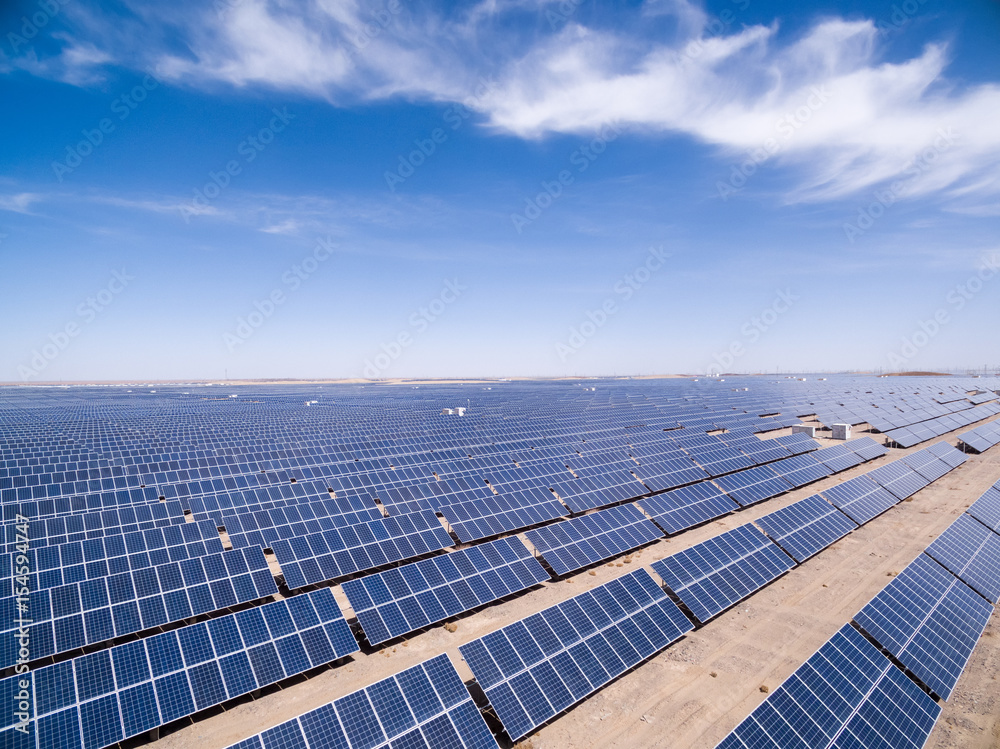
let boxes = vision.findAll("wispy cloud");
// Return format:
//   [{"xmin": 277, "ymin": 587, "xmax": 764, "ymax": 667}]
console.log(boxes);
[
  {"xmin": 7, "ymin": 0, "xmax": 1000, "ymax": 209},
  {"xmin": 0, "ymin": 193, "xmax": 43, "ymax": 214}
]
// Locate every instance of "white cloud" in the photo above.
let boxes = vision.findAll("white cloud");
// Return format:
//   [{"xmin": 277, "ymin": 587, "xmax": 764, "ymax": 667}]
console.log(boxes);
[
  {"xmin": 0, "ymin": 193, "xmax": 42, "ymax": 214},
  {"xmin": 8, "ymin": 0, "xmax": 1000, "ymax": 208}
]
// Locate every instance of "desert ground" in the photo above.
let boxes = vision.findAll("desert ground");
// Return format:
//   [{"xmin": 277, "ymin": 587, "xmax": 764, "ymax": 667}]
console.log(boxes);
[{"xmin": 143, "ymin": 416, "xmax": 1000, "ymax": 749}]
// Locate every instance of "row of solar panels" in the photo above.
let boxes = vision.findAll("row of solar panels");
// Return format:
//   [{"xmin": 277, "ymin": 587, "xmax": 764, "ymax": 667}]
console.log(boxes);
[
  {"xmin": 959, "ymin": 420, "xmax": 1000, "ymax": 454},
  {"xmin": 718, "ymin": 477, "xmax": 1000, "ymax": 749},
  {"xmin": 884, "ymin": 402, "xmax": 1000, "ymax": 448}
]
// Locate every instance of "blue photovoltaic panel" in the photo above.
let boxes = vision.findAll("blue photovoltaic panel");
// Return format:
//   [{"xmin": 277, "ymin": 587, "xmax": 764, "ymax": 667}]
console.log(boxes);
[
  {"xmin": 716, "ymin": 623, "xmax": 941, "ymax": 749},
  {"xmin": 844, "ymin": 436, "xmax": 889, "ymax": 461},
  {"xmin": 820, "ymin": 475, "xmax": 899, "ymax": 525},
  {"xmin": 0, "ymin": 545, "xmax": 278, "ymax": 668},
  {"xmin": 813, "ymin": 444, "xmax": 864, "ymax": 473},
  {"xmin": 638, "ymin": 482, "xmax": 738, "ymax": 534},
  {"xmin": 222, "ymin": 654, "xmax": 498, "ymax": 749},
  {"xmin": 342, "ymin": 536, "xmax": 549, "ymax": 645},
  {"xmin": 524, "ymin": 503, "xmax": 662, "ymax": 575},
  {"xmin": 651, "ymin": 523, "xmax": 795, "ymax": 624},
  {"xmin": 0, "ymin": 588, "xmax": 358, "ymax": 749},
  {"xmin": 853, "ymin": 553, "xmax": 993, "ymax": 700},
  {"xmin": 900, "ymin": 450, "xmax": 952, "ymax": 482},
  {"xmin": 866, "ymin": 461, "xmax": 929, "ymax": 500},
  {"xmin": 2, "ymin": 519, "xmax": 224, "ymax": 597},
  {"xmin": 926, "ymin": 441, "xmax": 968, "ymax": 469},
  {"xmin": 768, "ymin": 453, "xmax": 832, "ymax": 489},
  {"xmin": 712, "ymin": 464, "xmax": 793, "ymax": 507},
  {"xmin": 772, "ymin": 432, "xmax": 820, "ymax": 455},
  {"xmin": 439, "ymin": 487, "xmax": 567, "ymax": 543},
  {"xmin": 271, "ymin": 509, "xmax": 455, "ymax": 589},
  {"xmin": 459, "ymin": 569, "xmax": 693, "ymax": 741},
  {"xmin": 967, "ymin": 482, "xmax": 1000, "ymax": 533},
  {"xmin": 924, "ymin": 514, "xmax": 1000, "ymax": 604},
  {"xmin": 755, "ymin": 494, "xmax": 856, "ymax": 563}
]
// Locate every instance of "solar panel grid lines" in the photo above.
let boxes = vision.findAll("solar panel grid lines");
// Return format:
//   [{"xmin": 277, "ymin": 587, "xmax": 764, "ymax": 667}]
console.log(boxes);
[
  {"xmin": 271, "ymin": 509, "xmax": 456, "ymax": 590},
  {"xmin": 341, "ymin": 536, "xmax": 550, "ymax": 645},
  {"xmin": 899, "ymin": 450, "xmax": 954, "ymax": 483},
  {"xmin": 966, "ymin": 484, "xmax": 1000, "ymax": 533},
  {"xmin": 820, "ymin": 475, "xmax": 900, "ymax": 526},
  {"xmin": 0, "ymin": 544, "xmax": 279, "ymax": 668},
  {"xmin": 843, "ymin": 436, "xmax": 890, "ymax": 461},
  {"xmin": 712, "ymin": 464, "xmax": 794, "ymax": 507},
  {"xmin": 852, "ymin": 553, "xmax": 994, "ymax": 700},
  {"xmin": 813, "ymin": 444, "xmax": 865, "ymax": 473},
  {"xmin": 925, "ymin": 441, "xmax": 969, "ymax": 469},
  {"xmin": 771, "ymin": 432, "xmax": 821, "ymax": 455},
  {"xmin": 715, "ymin": 623, "xmax": 942, "ymax": 749},
  {"xmin": 768, "ymin": 453, "xmax": 833, "ymax": 489},
  {"xmin": 0, "ymin": 587, "xmax": 358, "ymax": 749},
  {"xmin": 524, "ymin": 503, "xmax": 663, "ymax": 576},
  {"xmin": 924, "ymin": 513, "xmax": 1000, "ymax": 604},
  {"xmin": 458, "ymin": 568, "xmax": 694, "ymax": 741},
  {"xmin": 755, "ymin": 494, "xmax": 857, "ymax": 563},
  {"xmin": 222, "ymin": 653, "xmax": 499, "ymax": 749},
  {"xmin": 865, "ymin": 461, "xmax": 930, "ymax": 501},
  {"xmin": 650, "ymin": 523, "xmax": 796, "ymax": 624},
  {"xmin": 637, "ymin": 482, "xmax": 739, "ymax": 535},
  {"xmin": 0, "ymin": 519, "xmax": 225, "ymax": 597},
  {"xmin": 439, "ymin": 487, "xmax": 569, "ymax": 543}
]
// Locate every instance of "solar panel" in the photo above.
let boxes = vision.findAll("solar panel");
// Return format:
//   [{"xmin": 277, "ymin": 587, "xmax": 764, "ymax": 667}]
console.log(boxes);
[
  {"xmin": 712, "ymin": 465, "xmax": 793, "ymax": 506},
  {"xmin": 865, "ymin": 462, "xmax": 929, "ymax": 500},
  {"xmin": 341, "ymin": 536, "xmax": 549, "ymax": 645},
  {"xmin": 223, "ymin": 654, "xmax": 497, "ymax": 749},
  {"xmin": 0, "ymin": 588, "xmax": 358, "ymax": 749},
  {"xmin": 813, "ymin": 444, "xmax": 864, "ymax": 473},
  {"xmin": 820, "ymin": 475, "xmax": 899, "ymax": 525},
  {"xmin": 524, "ymin": 503, "xmax": 662, "ymax": 576},
  {"xmin": 716, "ymin": 623, "xmax": 941, "ymax": 749},
  {"xmin": 966, "ymin": 483, "xmax": 1000, "ymax": 533},
  {"xmin": 924, "ymin": 514, "xmax": 1000, "ymax": 604},
  {"xmin": 853, "ymin": 553, "xmax": 993, "ymax": 700},
  {"xmin": 651, "ymin": 523, "xmax": 795, "ymax": 624},
  {"xmin": 459, "ymin": 569, "xmax": 693, "ymax": 741},
  {"xmin": 899, "ymin": 450, "xmax": 952, "ymax": 482},
  {"xmin": 638, "ymin": 482, "xmax": 739, "ymax": 534},
  {"xmin": 844, "ymin": 436, "xmax": 889, "ymax": 461},
  {"xmin": 2, "ymin": 519, "xmax": 224, "ymax": 597},
  {"xmin": 439, "ymin": 487, "xmax": 568, "ymax": 543},
  {"xmin": 0, "ymin": 545, "xmax": 279, "ymax": 668},
  {"xmin": 768, "ymin": 453, "xmax": 833, "ymax": 488},
  {"xmin": 755, "ymin": 494, "xmax": 857, "ymax": 563},
  {"xmin": 925, "ymin": 441, "xmax": 969, "ymax": 468},
  {"xmin": 271, "ymin": 509, "xmax": 455, "ymax": 590}
]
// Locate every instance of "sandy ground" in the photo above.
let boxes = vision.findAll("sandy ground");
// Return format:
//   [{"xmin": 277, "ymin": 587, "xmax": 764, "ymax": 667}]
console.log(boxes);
[{"xmin": 141, "ymin": 419, "xmax": 1000, "ymax": 749}]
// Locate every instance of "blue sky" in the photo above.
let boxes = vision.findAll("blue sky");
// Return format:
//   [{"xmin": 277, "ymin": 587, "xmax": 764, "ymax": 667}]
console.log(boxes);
[{"xmin": 1, "ymin": 0, "xmax": 999, "ymax": 381}]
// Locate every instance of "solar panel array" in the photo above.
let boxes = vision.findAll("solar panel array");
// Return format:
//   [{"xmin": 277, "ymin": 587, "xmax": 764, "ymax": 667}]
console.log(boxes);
[
  {"xmin": 271, "ymin": 509, "xmax": 455, "ymax": 590},
  {"xmin": 924, "ymin": 513, "xmax": 1000, "ymax": 604},
  {"xmin": 967, "ymin": 479, "xmax": 1000, "ymax": 533},
  {"xmin": 1, "ymin": 377, "xmax": 996, "ymax": 748},
  {"xmin": 225, "ymin": 654, "xmax": 499, "ymax": 749},
  {"xmin": 341, "ymin": 537, "xmax": 549, "ymax": 645},
  {"xmin": 1, "ymin": 588, "xmax": 357, "ymax": 749},
  {"xmin": 755, "ymin": 494, "xmax": 857, "ymax": 563},
  {"xmin": 1, "ymin": 545, "xmax": 278, "ymax": 668},
  {"xmin": 820, "ymin": 475, "xmax": 900, "ymax": 525},
  {"xmin": 853, "ymin": 553, "xmax": 993, "ymax": 700},
  {"xmin": 524, "ymin": 503, "xmax": 662, "ymax": 575},
  {"xmin": 459, "ymin": 569, "xmax": 694, "ymax": 741},
  {"xmin": 959, "ymin": 422, "xmax": 1000, "ymax": 453},
  {"xmin": 717, "ymin": 623, "xmax": 942, "ymax": 749},
  {"xmin": 651, "ymin": 523, "xmax": 796, "ymax": 624}
]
